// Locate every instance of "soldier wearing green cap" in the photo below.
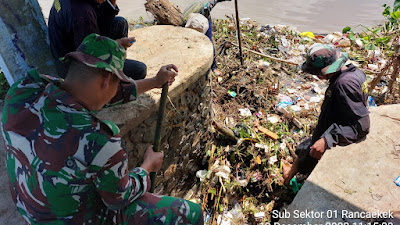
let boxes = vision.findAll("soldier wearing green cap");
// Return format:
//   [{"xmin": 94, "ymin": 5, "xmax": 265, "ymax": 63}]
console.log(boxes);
[
  {"xmin": 1, "ymin": 33, "xmax": 203, "ymax": 224},
  {"xmin": 283, "ymin": 43, "xmax": 370, "ymax": 185}
]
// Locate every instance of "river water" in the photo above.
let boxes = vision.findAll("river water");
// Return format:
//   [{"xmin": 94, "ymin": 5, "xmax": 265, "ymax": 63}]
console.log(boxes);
[{"xmin": 38, "ymin": 0, "xmax": 394, "ymax": 33}]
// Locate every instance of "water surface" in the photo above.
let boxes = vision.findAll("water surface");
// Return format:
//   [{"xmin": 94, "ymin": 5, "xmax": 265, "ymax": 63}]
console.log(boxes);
[{"xmin": 38, "ymin": 0, "xmax": 394, "ymax": 33}]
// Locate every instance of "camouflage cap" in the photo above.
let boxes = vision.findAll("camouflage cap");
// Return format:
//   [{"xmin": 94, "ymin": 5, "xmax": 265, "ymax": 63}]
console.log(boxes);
[
  {"xmin": 302, "ymin": 43, "xmax": 349, "ymax": 75},
  {"xmin": 62, "ymin": 33, "xmax": 134, "ymax": 83}
]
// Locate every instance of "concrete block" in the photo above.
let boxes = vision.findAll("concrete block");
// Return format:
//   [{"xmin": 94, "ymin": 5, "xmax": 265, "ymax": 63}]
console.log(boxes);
[{"xmin": 280, "ymin": 105, "xmax": 400, "ymax": 224}]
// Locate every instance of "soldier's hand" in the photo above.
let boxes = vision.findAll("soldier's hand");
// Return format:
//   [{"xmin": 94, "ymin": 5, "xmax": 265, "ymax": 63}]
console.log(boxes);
[
  {"xmin": 154, "ymin": 64, "xmax": 178, "ymax": 88},
  {"xmin": 141, "ymin": 146, "xmax": 164, "ymax": 172},
  {"xmin": 309, "ymin": 137, "xmax": 327, "ymax": 160},
  {"xmin": 117, "ymin": 37, "xmax": 136, "ymax": 49}
]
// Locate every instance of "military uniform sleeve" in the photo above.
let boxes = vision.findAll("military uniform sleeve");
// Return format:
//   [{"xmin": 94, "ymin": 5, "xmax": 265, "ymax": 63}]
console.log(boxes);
[
  {"xmin": 91, "ymin": 133, "xmax": 150, "ymax": 210},
  {"xmin": 322, "ymin": 79, "xmax": 370, "ymax": 148},
  {"xmin": 321, "ymin": 116, "xmax": 370, "ymax": 148}
]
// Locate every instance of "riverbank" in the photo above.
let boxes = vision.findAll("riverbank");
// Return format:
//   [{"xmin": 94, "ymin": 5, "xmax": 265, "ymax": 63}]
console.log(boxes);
[
  {"xmin": 194, "ymin": 15, "xmax": 400, "ymax": 223},
  {"xmin": 0, "ymin": 10, "xmax": 399, "ymax": 225}
]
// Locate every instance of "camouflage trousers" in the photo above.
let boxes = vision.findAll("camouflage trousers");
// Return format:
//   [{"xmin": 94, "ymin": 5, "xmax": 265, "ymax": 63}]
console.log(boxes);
[{"xmin": 108, "ymin": 193, "xmax": 204, "ymax": 225}]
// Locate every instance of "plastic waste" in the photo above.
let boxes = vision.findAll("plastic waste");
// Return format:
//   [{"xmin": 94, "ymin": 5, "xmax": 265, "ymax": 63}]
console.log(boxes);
[
  {"xmin": 251, "ymin": 171, "xmax": 263, "ymax": 182},
  {"xmin": 324, "ymin": 32, "xmax": 342, "ymax": 44},
  {"xmin": 368, "ymin": 64, "xmax": 379, "ymax": 71},
  {"xmin": 254, "ymin": 212, "xmax": 265, "ymax": 219},
  {"xmin": 309, "ymin": 96, "xmax": 322, "ymax": 103},
  {"xmin": 289, "ymin": 105, "xmax": 302, "ymax": 112},
  {"xmin": 368, "ymin": 96, "xmax": 377, "ymax": 107},
  {"xmin": 277, "ymin": 94, "xmax": 293, "ymax": 108},
  {"xmin": 239, "ymin": 108, "xmax": 252, "ymax": 117},
  {"xmin": 228, "ymin": 203, "xmax": 245, "ymax": 224},
  {"xmin": 289, "ymin": 177, "xmax": 303, "ymax": 194},
  {"xmin": 204, "ymin": 213, "xmax": 211, "ymax": 223},
  {"xmin": 278, "ymin": 106, "xmax": 303, "ymax": 128},
  {"xmin": 300, "ymin": 32, "xmax": 315, "ymax": 39},
  {"xmin": 196, "ymin": 170, "xmax": 208, "ymax": 182},
  {"xmin": 269, "ymin": 155, "xmax": 278, "ymax": 165},
  {"xmin": 337, "ymin": 39, "xmax": 351, "ymax": 48},
  {"xmin": 255, "ymin": 143, "xmax": 269, "ymax": 154},
  {"xmin": 395, "ymin": 176, "xmax": 400, "ymax": 187},
  {"xmin": 355, "ymin": 38, "xmax": 364, "ymax": 48},
  {"xmin": 267, "ymin": 115, "xmax": 281, "ymax": 124},
  {"xmin": 228, "ymin": 90, "xmax": 237, "ymax": 97}
]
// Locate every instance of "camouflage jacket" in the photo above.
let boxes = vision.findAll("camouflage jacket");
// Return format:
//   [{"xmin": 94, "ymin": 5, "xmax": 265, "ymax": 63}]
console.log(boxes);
[{"xmin": 1, "ymin": 69, "xmax": 149, "ymax": 224}]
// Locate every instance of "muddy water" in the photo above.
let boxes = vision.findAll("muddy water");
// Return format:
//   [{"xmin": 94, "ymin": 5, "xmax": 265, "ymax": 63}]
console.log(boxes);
[{"xmin": 38, "ymin": 0, "xmax": 394, "ymax": 33}]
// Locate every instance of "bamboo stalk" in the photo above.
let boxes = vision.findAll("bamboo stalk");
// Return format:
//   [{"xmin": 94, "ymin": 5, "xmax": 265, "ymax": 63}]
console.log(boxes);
[
  {"xmin": 231, "ymin": 42, "xmax": 300, "ymax": 65},
  {"xmin": 149, "ymin": 83, "xmax": 169, "ymax": 193},
  {"xmin": 234, "ymin": 0, "xmax": 244, "ymax": 65}
]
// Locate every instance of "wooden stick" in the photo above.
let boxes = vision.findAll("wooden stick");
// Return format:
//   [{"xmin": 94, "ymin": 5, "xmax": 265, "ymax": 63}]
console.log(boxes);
[
  {"xmin": 144, "ymin": 0, "xmax": 182, "ymax": 26},
  {"xmin": 234, "ymin": 0, "xmax": 244, "ymax": 65},
  {"xmin": 231, "ymin": 42, "xmax": 300, "ymax": 65},
  {"xmin": 212, "ymin": 120, "xmax": 238, "ymax": 142}
]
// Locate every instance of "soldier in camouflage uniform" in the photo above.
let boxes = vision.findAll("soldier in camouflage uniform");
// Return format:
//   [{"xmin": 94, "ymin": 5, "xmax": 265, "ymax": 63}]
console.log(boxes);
[
  {"xmin": 1, "ymin": 33, "xmax": 203, "ymax": 225},
  {"xmin": 282, "ymin": 43, "xmax": 370, "ymax": 185}
]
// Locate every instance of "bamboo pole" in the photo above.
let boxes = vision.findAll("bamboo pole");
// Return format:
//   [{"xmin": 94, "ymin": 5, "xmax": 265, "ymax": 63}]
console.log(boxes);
[
  {"xmin": 149, "ymin": 83, "xmax": 169, "ymax": 193},
  {"xmin": 231, "ymin": 42, "xmax": 300, "ymax": 65},
  {"xmin": 234, "ymin": 0, "xmax": 244, "ymax": 65}
]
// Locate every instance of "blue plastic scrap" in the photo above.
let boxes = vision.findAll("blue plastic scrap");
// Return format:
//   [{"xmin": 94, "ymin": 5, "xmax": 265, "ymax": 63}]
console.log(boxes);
[
  {"xmin": 394, "ymin": 176, "xmax": 400, "ymax": 187},
  {"xmin": 368, "ymin": 96, "xmax": 377, "ymax": 107}
]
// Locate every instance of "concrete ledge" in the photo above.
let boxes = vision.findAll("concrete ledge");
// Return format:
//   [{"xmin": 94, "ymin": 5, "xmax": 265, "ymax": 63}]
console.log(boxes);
[
  {"xmin": 97, "ymin": 25, "xmax": 214, "ymax": 136},
  {"xmin": 279, "ymin": 104, "xmax": 400, "ymax": 224}
]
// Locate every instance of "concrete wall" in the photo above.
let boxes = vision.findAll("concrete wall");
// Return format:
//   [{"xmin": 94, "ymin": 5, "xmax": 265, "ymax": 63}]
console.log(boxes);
[
  {"xmin": 97, "ymin": 25, "xmax": 214, "ymax": 197},
  {"xmin": 124, "ymin": 73, "xmax": 212, "ymax": 196}
]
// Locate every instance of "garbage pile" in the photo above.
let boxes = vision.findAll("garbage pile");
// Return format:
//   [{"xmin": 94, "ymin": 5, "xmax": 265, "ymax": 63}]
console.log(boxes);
[{"xmin": 197, "ymin": 16, "xmax": 399, "ymax": 224}]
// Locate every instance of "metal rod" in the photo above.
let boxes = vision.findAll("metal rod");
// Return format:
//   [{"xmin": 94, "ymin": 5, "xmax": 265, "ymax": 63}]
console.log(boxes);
[
  {"xmin": 149, "ymin": 83, "xmax": 169, "ymax": 193},
  {"xmin": 234, "ymin": 0, "xmax": 244, "ymax": 65}
]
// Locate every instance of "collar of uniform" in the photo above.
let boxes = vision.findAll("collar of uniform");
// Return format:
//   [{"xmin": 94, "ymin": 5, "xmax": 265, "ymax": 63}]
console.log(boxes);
[
  {"xmin": 329, "ymin": 63, "xmax": 356, "ymax": 83},
  {"xmin": 342, "ymin": 63, "xmax": 356, "ymax": 73},
  {"xmin": 44, "ymin": 81, "xmax": 90, "ymax": 113}
]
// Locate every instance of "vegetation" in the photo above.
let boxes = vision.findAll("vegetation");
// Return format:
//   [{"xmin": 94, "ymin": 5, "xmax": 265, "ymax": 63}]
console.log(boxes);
[{"xmin": 198, "ymin": 1, "xmax": 400, "ymax": 224}]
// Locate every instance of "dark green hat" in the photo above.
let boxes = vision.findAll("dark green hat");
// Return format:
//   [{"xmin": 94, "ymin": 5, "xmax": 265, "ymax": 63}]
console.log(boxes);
[
  {"xmin": 302, "ymin": 43, "xmax": 349, "ymax": 75},
  {"xmin": 62, "ymin": 33, "xmax": 134, "ymax": 83}
]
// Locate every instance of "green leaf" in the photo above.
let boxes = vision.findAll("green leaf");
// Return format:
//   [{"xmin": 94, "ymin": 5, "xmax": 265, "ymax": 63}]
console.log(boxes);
[
  {"xmin": 342, "ymin": 27, "xmax": 352, "ymax": 34},
  {"xmin": 372, "ymin": 28, "xmax": 381, "ymax": 34},
  {"xmin": 376, "ymin": 36, "xmax": 392, "ymax": 45},
  {"xmin": 208, "ymin": 188, "xmax": 216, "ymax": 195},
  {"xmin": 382, "ymin": 5, "xmax": 391, "ymax": 17},
  {"xmin": 394, "ymin": 0, "xmax": 400, "ymax": 12},
  {"xmin": 391, "ymin": 11, "xmax": 400, "ymax": 19},
  {"xmin": 365, "ymin": 43, "xmax": 376, "ymax": 50},
  {"xmin": 348, "ymin": 32, "xmax": 356, "ymax": 41}
]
